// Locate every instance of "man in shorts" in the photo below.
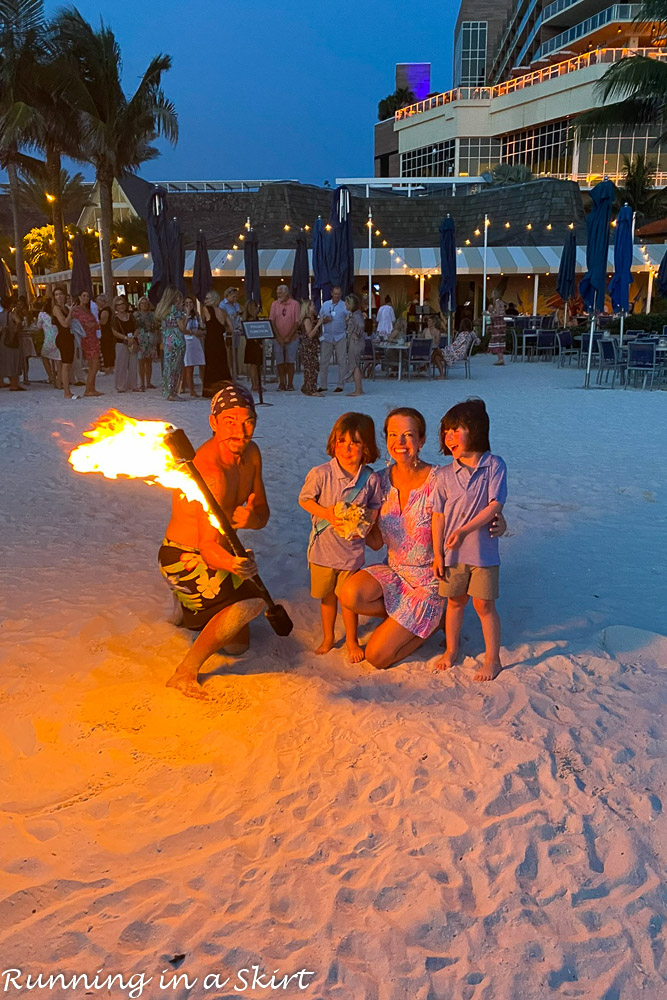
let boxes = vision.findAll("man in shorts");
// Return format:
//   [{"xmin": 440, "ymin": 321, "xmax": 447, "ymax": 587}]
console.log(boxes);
[{"xmin": 159, "ymin": 383, "xmax": 269, "ymax": 698}]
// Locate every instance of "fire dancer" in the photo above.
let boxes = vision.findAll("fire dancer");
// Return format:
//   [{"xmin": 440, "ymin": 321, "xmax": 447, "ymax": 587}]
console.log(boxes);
[{"xmin": 159, "ymin": 383, "xmax": 269, "ymax": 698}]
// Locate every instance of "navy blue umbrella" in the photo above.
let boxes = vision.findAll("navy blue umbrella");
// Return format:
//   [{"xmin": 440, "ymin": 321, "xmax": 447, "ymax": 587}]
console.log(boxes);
[
  {"xmin": 658, "ymin": 247, "xmax": 667, "ymax": 299},
  {"xmin": 609, "ymin": 203, "xmax": 634, "ymax": 314},
  {"xmin": 243, "ymin": 227, "xmax": 260, "ymax": 304},
  {"xmin": 579, "ymin": 178, "xmax": 614, "ymax": 386},
  {"xmin": 557, "ymin": 227, "xmax": 577, "ymax": 308},
  {"xmin": 312, "ymin": 216, "xmax": 331, "ymax": 310},
  {"xmin": 438, "ymin": 215, "xmax": 457, "ymax": 316},
  {"xmin": 70, "ymin": 234, "xmax": 93, "ymax": 299},
  {"xmin": 579, "ymin": 178, "xmax": 615, "ymax": 313},
  {"xmin": 328, "ymin": 186, "xmax": 354, "ymax": 297},
  {"xmin": 167, "ymin": 216, "xmax": 186, "ymax": 295},
  {"xmin": 192, "ymin": 230, "xmax": 212, "ymax": 303},
  {"xmin": 291, "ymin": 230, "xmax": 310, "ymax": 301},
  {"xmin": 146, "ymin": 185, "xmax": 171, "ymax": 305}
]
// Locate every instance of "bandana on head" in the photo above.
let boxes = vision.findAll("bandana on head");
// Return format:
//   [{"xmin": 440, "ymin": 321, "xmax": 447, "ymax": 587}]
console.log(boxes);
[{"xmin": 210, "ymin": 382, "xmax": 256, "ymax": 417}]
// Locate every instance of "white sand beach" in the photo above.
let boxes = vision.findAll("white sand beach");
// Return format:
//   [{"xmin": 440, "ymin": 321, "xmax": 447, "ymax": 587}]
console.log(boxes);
[{"xmin": 0, "ymin": 357, "xmax": 665, "ymax": 1000}]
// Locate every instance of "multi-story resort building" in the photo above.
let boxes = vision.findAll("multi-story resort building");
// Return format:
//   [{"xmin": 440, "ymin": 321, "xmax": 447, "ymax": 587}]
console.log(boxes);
[{"xmin": 374, "ymin": 1, "xmax": 667, "ymax": 188}]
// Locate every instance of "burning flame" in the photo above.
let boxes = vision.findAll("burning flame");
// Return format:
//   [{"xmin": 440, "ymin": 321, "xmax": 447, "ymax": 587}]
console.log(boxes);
[{"xmin": 68, "ymin": 410, "xmax": 220, "ymax": 529}]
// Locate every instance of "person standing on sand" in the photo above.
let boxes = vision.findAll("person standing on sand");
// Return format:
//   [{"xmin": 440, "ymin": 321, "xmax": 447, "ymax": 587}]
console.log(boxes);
[
  {"xmin": 159, "ymin": 383, "xmax": 270, "ymax": 699},
  {"xmin": 269, "ymin": 284, "xmax": 301, "ymax": 391},
  {"xmin": 343, "ymin": 293, "xmax": 365, "ymax": 397},
  {"xmin": 318, "ymin": 286, "xmax": 348, "ymax": 392},
  {"xmin": 488, "ymin": 293, "xmax": 507, "ymax": 366}
]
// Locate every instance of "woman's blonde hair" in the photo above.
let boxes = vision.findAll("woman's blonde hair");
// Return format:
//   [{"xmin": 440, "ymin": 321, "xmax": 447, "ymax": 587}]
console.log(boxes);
[
  {"xmin": 155, "ymin": 286, "xmax": 182, "ymax": 323},
  {"xmin": 299, "ymin": 299, "xmax": 315, "ymax": 322},
  {"xmin": 138, "ymin": 296, "xmax": 151, "ymax": 311},
  {"xmin": 206, "ymin": 289, "xmax": 221, "ymax": 307},
  {"xmin": 242, "ymin": 299, "xmax": 260, "ymax": 321}
]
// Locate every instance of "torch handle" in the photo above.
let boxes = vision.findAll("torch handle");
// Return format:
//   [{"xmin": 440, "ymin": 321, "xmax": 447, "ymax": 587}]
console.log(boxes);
[{"xmin": 183, "ymin": 459, "xmax": 277, "ymax": 608}]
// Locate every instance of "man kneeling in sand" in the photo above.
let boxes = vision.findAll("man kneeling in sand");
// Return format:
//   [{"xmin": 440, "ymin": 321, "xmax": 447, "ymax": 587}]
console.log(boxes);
[{"xmin": 159, "ymin": 384, "xmax": 269, "ymax": 698}]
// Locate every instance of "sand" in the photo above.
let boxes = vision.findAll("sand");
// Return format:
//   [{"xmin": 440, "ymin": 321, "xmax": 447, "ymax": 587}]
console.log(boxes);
[{"xmin": 0, "ymin": 356, "xmax": 665, "ymax": 999}]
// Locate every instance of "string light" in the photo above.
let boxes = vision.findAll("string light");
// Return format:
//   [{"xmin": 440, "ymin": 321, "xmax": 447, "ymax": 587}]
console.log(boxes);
[
  {"xmin": 505, "ymin": 222, "xmax": 510, "ymax": 228},
  {"xmin": 474, "ymin": 228, "xmax": 481, "ymax": 236},
  {"xmin": 526, "ymin": 223, "xmax": 532, "ymax": 230},
  {"xmin": 382, "ymin": 240, "xmax": 387, "ymax": 246},
  {"xmin": 283, "ymin": 224, "xmax": 290, "ymax": 231},
  {"xmin": 546, "ymin": 223, "xmax": 552, "ymax": 230}
]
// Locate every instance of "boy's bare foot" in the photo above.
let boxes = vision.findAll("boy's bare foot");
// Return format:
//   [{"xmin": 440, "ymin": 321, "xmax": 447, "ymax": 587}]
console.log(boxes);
[
  {"xmin": 474, "ymin": 660, "xmax": 502, "ymax": 682},
  {"xmin": 166, "ymin": 671, "xmax": 210, "ymax": 699},
  {"xmin": 434, "ymin": 653, "xmax": 456, "ymax": 671},
  {"xmin": 346, "ymin": 641, "xmax": 365, "ymax": 663},
  {"xmin": 315, "ymin": 636, "xmax": 335, "ymax": 655}
]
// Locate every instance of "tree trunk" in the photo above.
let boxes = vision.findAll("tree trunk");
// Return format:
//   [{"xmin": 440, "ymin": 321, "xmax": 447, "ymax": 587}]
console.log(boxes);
[
  {"xmin": 6, "ymin": 159, "xmax": 27, "ymax": 300},
  {"xmin": 47, "ymin": 147, "xmax": 67, "ymax": 272},
  {"xmin": 98, "ymin": 174, "xmax": 114, "ymax": 296}
]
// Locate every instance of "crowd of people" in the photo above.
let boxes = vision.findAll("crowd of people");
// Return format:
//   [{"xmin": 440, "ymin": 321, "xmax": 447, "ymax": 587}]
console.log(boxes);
[{"xmin": 0, "ymin": 282, "xmax": 494, "ymax": 400}]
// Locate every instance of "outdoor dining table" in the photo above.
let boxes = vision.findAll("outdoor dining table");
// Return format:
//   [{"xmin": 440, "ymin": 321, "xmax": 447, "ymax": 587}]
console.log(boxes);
[{"xmin": 373, "ymin": 341, "xmax": 411, "ymax": 381}]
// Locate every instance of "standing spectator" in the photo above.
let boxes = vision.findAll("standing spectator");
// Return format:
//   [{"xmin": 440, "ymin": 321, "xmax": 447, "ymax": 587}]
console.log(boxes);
[
  {"xmin": 489, "ymin": 293, "xmax": 507, "ymax": 366},
  {"xmin": 343, "ymin": 293, "xmax": 365, "ymax": 397},
  {"xmin": 318, "ymin": 285, "xmax": 348, "ymax": 393},
  {"xmin": 202, "ymin": 290, "xmax": 232, "ymax": 397},
  {"xmin": 37, "ymin": 296, "xmax": 61, "ymax": 388},
  {"xmin": 407, "ymin": 292, "xmax": 420, "ymax": 335},
  {"xmin": 112, "ymin": 294, "xmax": 139, "ymax": 393},
  {"xmin": 134, "ymin": 296, "xmax": 158, "ymax": 390},
  {"xmin": 52, "ymin": 285, "xmax": 76, "ymax": 399},
  {"xmin": 15, "ymin": 296, "xmax": 35, "ymax": 384},
  {"xmin": 0, "ymin": 295, "xmax": 25, "ymax": 391},
  {"xmin": 70, "ymin": 291, "xmax": 102, "ymax": 396},
  {"xmin": 376, "ymin": 295, "xmax": 395, "ymax": 339},
  {"xmin": 97, "ymin": 294, "xmax": 114, "ymax": 372},
  {"xmin": 183, "ymin": 295, "xmax": 206, "ymax": 398},
  {"xmin": 242, "ymin": 298, "xmax": 263, "ymax": 392},
  {"xmin": 299, "ymin": 300, "xmax": 323, "ymax": 396},
  {"xmin": 269, "ymin": 283, "xmax": 300, "ymax": 391},
  {"xmin": 156, "ymin": 286, "xmax": 186, "ymax": 401},
  {"xmin": 220, "ymin": 286, "xmax": 243, "ymax": 377}
]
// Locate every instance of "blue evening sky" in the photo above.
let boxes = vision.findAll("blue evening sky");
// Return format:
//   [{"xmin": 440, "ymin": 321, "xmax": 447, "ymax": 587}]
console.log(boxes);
[{"xmin": 47, "ymin": 0, "xmax": 455, "ymax": 184}]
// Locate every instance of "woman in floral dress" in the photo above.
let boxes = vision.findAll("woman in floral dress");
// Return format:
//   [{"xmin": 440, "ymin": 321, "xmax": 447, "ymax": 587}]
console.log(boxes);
[
  {"xmin": 134, "ymin": 296, "xmax": 158, "ymax": 390},
  {"xmin": 155, "ymin": 286, "xmax": 186, "ymax": 401},
  {"xmin": 488, "ymin": 293, "xmax": 507, "ymax": 365},
  {"xmin": 299, "ymin": 300, "xmax": 322, "ymax": 396},
  {"xmin": 339, "ymin": 407, "xmax": 445, "ymax": 669}
]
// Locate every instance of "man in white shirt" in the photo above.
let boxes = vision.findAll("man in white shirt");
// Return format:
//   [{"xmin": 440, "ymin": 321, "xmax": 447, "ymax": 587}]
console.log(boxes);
[{"xmin": 318, "ymin": 286, "xmax": 348, "ymax": 392}]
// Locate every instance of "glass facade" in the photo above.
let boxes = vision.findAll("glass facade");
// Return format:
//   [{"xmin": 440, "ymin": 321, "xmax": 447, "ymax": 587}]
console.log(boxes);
[
  {"xmin": 401, "ymin": 140, "xmax": 456, "ymax": 176},
  {"xmin": 458, "ymin": 137, "xmax": 503, "ymax": 175},
  {"xmin": 579, "ymin": 126, "xmax": 665, "ymax": 179},
  {"xmin": 502, "ymin": 119, "xmax": 573, "ymax": 175},
  {"xmin": 454, "ymin": 21, "xmax": 489, "ymax": 87}
]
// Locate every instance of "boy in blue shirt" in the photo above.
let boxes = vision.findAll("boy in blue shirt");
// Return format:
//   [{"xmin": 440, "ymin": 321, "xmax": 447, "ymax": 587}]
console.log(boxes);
[{"xmin": 432, "ymin": 399, "xmax": 507, "ymax": 682}]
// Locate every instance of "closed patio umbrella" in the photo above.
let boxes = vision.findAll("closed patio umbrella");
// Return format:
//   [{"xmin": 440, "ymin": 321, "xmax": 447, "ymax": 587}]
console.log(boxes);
[
  {"xmin": 556, "ymin": 226, "xmax": 577, "ymax": 326},
  {"xmin": 167, "ymin": 216, "xmax": 186, "ymax": 295},
  {"xmin": 242, "ymin": 226, "xmax": 269, "ymax": 404},
  {"xmin": 291, "ymin": 229, "xmax": 310, "ymax": 302},
  {"xmin": 312, "ymin": 216, "xmax": 331, "ymax": 311},
  {"xmin": 328, "ymin": 186, "xmax": 354, "ymax": 297},
  {"xmin": 192, "ymin": 230, "xmax": 212, "ymax": 305},
  {"xmin": 609, "ymin": 203, "xmax": 634, "ymax": 346},
  {"xmin": 579, "ymin": 178, "xmax": 614, "ymax": 387},
  {"xmin": 70, "ymin": 234, "xmax": 93, "ymax": 299},
  {"xmin": 657, "ymin": 247, "xmax": 667, "ymax": 300},
  {"xmin": 439, "ymin": 215, "xmax": 457, "ymax": 343}
]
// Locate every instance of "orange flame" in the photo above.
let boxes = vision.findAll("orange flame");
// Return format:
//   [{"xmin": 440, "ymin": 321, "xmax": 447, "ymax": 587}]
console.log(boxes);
[{"xmin": 68, "ymin": 410, "xmax": 220, "ymax": 528}]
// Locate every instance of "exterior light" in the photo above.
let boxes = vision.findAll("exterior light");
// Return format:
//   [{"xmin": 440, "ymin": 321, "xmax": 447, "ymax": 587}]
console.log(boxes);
[
  {"xmin": 382, "ymin": 240, "xmax": 387, "ymax": 246},
  {"xmin": 131, "ymin": 245, "xmax": 138, "ymax": 251},
  {"xmin": 474, "ymin": 228, "xmax": 481, "ymax": 236},
  {"xmin": 546, "ymin": 223, "xmax": 552, "ymax": 230},
  {"xmin": 569, "ymin": 222, "xmax": 575, "ymax": 229},
  {"xmin": 325, "ymin": 224, "xmax": 332, "ymax": 231},
  {"xmin": 226, "ymin": 253, "xmax": 233, "ymax": 260},
  {"xmin": 283, "ymin": 224, "xmax": 290, "ymax": 231},
  {"xmin": 366, "ymin": 220, "xmax": 372, "ymax": 228},
  {"xmin": 117, "ymin": 237, "xmax": 123, "ymax": 243},
  {"xmin": 143, "ymin": 253, "xmax": 149, "ymax": 258},
  {"xmin": 304, "ymin": 225, "xmax": 310, "ymax": 231},
  {"xmin": 465, "ymin": 239, "xmax": 471, "ymax": 245},
  {"xmin": 239, "ymin": 234, "xmax": 245, "ymax": 240},
  {"xmin": 375, "ymin": 229, "xmax": 381, "ymax": 236},
  {"xmin": 526, "ymin": 223, "xmax": 532, "ymax": 230},
  {"xmin": 505, "ymin": 222, "xmax": 510, "ymax": 228},
  {"xmin": 9, "ymin": 246, "xmax": 15, "ymax": 252}
]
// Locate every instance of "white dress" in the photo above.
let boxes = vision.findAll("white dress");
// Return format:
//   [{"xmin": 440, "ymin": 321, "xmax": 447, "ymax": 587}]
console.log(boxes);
[
  {"xmin": 38, "ymin": 312, "xmax": 60, "ymax": 361},
  {"xmin": 184, "ymin": 316, "xmax": 205, "ymax": 366},
  {"xmin": 376, "ymin": 304, "xmax": 395, "ymax": 337}
]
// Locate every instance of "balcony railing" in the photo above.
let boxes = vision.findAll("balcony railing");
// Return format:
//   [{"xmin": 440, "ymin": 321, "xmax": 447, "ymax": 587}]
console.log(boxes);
[
  {"xmin": 395, "ymin": 47, "xmax": 667, "ymax": 120},
  {"xmin": 537, "ymin": 4, "xmax": 640, "ymax": 59}
]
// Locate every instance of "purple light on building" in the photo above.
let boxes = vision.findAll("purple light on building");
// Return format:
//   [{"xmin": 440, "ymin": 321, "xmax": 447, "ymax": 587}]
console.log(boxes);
[{"xmin": 396, "ymin": 63, "xmax": 431, "ymax": 100}]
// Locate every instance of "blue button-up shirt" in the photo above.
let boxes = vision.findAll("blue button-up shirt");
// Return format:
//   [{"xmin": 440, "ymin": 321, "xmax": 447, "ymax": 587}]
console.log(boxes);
[
  {"xmin": 433, "ymin": 453, "xmax": 507, "ymax": 567},
  {"xmin": 319, "ymin": 299, "xmax": 348, "ymax": 343}
]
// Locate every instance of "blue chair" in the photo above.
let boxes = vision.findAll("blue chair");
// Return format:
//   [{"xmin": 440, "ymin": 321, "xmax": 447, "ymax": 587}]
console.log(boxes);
[
  {"xmin": 361, "ymin": 337, "xmax": 376, "ymax": 379},
  {"xmin": 579, "ymin": 332, "xmax": 602, "ymax": 367},
  {"xmin": 536, "ymin": 330, "xmax": 556, "ymax": 361},
  {"xmin": 556, "ymin": 330, "xmax": 578, "ymax": 367},
  {"xmin": 625, "ymin": 342, "xmax": 658, "ymax": 390},
  {"xmin": 596, "ymin": 338, "xmax": 623, "ymax": 387},
  {"xmin": 406, "ymin": 338, "xmax": 432, "ymax": 379}
]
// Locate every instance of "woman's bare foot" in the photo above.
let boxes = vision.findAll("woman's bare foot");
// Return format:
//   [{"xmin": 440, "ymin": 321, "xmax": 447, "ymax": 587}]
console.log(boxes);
[
  {"xmin": 147, "ymin": 382, "xmax": 156, "ymax": 389},
  {"xmin": 315, "ymin": 636, "xmax": 335, "ymax": 655},
  {"xmin": 346, "ymin": 641, "xmax": 365, "ymax": 663},
  {"xmin": 166, "ymin": 670, "xmax": 209, "ymax": 699},
  {"xmin": 474, "ymin": 661, "xmax": 502, "ymax": 682},
  {"xmin": 84, "ymin": 390, "xmax": 103, "ymax": 397},
  {"xmin": 434, "ymin": 653, "xmax": 456, "ymax": 671},
  {"xmin": 346, "ymin": 391, "xmax": 364, "ymax": 397}
]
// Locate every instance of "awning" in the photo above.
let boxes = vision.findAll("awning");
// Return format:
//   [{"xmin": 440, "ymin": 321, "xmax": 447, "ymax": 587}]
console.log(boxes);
[{"xmin": 38, "ymin": 244, "xmax": 667, "ymax": 284}]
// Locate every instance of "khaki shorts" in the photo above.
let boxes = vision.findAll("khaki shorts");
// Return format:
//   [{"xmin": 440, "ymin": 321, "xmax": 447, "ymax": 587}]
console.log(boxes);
[
  {"xmin": 438, "ymin": 564, "xmax": 499, "ymax": 601},
  {"xmin": 310, "ymin": 564, "xmax": 355, "ymax": 600}
]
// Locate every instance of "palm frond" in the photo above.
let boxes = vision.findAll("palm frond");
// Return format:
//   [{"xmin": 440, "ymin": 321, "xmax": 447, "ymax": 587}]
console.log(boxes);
[
  {"xmin": 594, "ymin": 54, "xmax": 667, "ymax": 102},
  {"xmin": 576, "ymin": 98, "xmax": 665, "ymax": 137},
  {"xmin": 0, "ymin": 0, "xmax": 45, "ymax": 37}
]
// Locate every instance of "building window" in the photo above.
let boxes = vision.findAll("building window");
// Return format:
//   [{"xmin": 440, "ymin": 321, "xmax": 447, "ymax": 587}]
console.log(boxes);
[
  {"xmin": 458, "ymin": 137, "xmax": 502, "ymax": 176},
  {"xmin": 454, "ymin": 21, "xmax": 488, "ymax": 88},
  {"xmin": 401, "ymin": 140, "xmax": 456, "ymax": 177},
  {"xmin": 501, "ymin": 119, "xmax": 573, "ymax": 176},
  {"xmin": 578, "ymin": 126, "xmax": 664, "ymax": 181}
]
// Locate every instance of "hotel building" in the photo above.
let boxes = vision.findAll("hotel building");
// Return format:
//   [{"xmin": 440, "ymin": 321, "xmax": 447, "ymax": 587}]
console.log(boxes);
[{"xmin": 374, "ymin": 1, "xmax": 667, "ymax": 187}]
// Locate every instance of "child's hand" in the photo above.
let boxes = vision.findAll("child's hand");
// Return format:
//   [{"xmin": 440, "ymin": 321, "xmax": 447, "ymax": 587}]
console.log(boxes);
[
  {"xmin": 433, "ymin": 554, "xmax": 445, "ymax": 579},
  {"xmin": 446, "ymin": 529, "xmax": 466, "ymax": 550},
  {"xmin": 323, "ymin": 506, "xmax": 341, "ymax": 529}
]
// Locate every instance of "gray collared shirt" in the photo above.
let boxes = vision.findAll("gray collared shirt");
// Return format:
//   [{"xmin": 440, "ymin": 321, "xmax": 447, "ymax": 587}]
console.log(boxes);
[
  {"xmin": 299, "ymin": 458, "xmax": 382, "ymax": 570},
  {"xmin": 433, "ymin": 452, "xmax": 507, "ymax": 567}
]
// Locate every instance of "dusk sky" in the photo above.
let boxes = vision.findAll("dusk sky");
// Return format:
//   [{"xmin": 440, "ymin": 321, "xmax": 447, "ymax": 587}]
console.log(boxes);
[{"xmin": 48, "ymin": 0, "xmax": 455, "ymax": 184}]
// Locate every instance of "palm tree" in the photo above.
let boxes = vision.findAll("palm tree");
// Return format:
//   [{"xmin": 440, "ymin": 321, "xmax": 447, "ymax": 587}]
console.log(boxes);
[
  {"xmin": 52, "ymin": 8, "xmax": 178, "ymax": 294},
  {"xmin": 0, "ymin": 0, "xmax": 46, "ymax": 298},
  {"xmin": 377, "ymin": 88, "xmax": 416, "ymax": 121},
  {"xmin": 614, "ymin": 152, "xmax": 667, "ymax": 218},
  {"xmin": 576, "ymin": 1, "xmax": 667, "ymax": 139},
  {"xmin": 489, "ymin": 163, "xmax": 535, "ymax": 185},
  {"xmin": 18, "ymin": 167, "xmax": 88, "ymax": 221}
]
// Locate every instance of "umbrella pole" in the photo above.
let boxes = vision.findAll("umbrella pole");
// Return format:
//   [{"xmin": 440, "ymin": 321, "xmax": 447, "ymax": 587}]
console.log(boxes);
[
  {"xmin": 447, "ymin": 310, "xmax": 452, "ymax": 346},
  {"xmin": 619, "ymin": 311, "xmax": 624, "ymax": 347},
  {"xmin": 584, "ymin": 311, "xmax": 596, "ymax": 388},
  {"xmin": 564, "ymin": 301, "xmax": 568, "ymax": 328}
]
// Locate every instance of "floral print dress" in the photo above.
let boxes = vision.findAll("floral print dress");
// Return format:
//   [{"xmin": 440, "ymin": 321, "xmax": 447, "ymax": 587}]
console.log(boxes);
[
  {"xmin": 135, "ymin": 310, "xmax": 158, "ymax": 360},
  {"xmin": 365, "ymin": 466, "xmax": 445, "ymax": 638},
  {"xmin": 161, "ymin": 305, "xmax": 185, "ymax": 398}
]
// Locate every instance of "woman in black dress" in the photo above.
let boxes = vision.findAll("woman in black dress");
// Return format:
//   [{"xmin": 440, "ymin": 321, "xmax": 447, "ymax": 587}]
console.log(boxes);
[
  {"xmin": 202, "ymin": 290, "xmax": 231, "ymax": 397},
  {"xmin": 53, "ymin": 285, "xmax": 75, "ymax": 399}
]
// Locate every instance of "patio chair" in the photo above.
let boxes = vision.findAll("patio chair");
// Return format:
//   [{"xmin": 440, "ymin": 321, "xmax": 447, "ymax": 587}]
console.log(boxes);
[
  {"xmin": 555, "ymin": 330, "xmax": 578, "ymax": 367},
  {"xmin": 535, "ymin": 330, "xmax": 556, "ymax": 361},
  {"xmin": 406, "ymin": 338, "xmax": 432, "ymax": 380},
  {"xmin": 361, "ymin": 337, "xmax": 376, "ymax": 379},
  {"xmin": 524, "ymin": 327, "xmax": 540, "ymax": 361},
  {"xmin": 444, "ymin": 336, "xmax": 474, "ymax": 379},
  {"xmin": 578, "ymin": 331, "xmax": 602, "ymax": 368},
  {"xmin": 625, "ymin": 342, "xmax": 658, "ymax": 390},
  {"xmin": 596, "ymin": 338, "xmax": 623, "ymax": 387}
]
